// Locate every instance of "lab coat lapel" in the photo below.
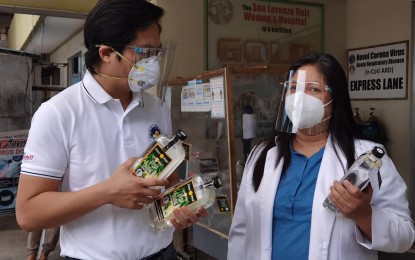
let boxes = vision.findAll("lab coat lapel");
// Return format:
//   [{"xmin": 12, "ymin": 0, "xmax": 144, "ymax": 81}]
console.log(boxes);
[
  {"xmin": 309, "ymin": 139, "xmax": 346, "ymax": 260},
  {"xmin": 259, "ymin": 146, "xmax": 284, "ymax": 256}
]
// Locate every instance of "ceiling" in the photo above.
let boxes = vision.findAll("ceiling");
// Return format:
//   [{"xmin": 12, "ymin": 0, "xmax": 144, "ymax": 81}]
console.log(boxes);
[
  {"xmin": 0, "ymin": 8, "xmax": 85, "ymax": 55},
  {"xmin": 24, "ymin": 16, "xmax": 85, "ymax": 54}
]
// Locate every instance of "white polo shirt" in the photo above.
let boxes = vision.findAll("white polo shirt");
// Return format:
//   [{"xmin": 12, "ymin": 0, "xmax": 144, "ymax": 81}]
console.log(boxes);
[{"xmin": 21, "ymin": 71, "xmax": 174, "ymax": 260}]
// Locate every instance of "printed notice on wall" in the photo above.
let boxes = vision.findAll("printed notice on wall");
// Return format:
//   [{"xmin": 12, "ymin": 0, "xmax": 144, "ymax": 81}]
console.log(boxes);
[
  {"xmin": 210, "ymin": 76, "xmax": 225, "ymax": 118},
  {"xmin": 347, "ymin": 41, "xmax": 408, "ymax": 100},
  {"xmin": 181, "ymin": 83, "xmax": 212, "ymax": 112}
]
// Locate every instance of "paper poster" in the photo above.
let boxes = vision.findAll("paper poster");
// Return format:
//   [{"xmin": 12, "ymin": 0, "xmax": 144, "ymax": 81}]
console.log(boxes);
[
  {"xmin": 210, "ymin": 76, "xmax": 226, "ymax": 118},
  {"xmin": 0, "ymin": 129, "xmax": 28, "ymax": 216},
  {"xmin": 181, "ymin": 83, "xmax": 212, "ymax": 112}
]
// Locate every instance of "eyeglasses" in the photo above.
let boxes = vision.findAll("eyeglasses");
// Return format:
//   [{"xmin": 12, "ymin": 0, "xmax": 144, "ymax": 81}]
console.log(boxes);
[
  {"xmin": 127, "ymin": 46, "xmax": 167, "ymax": 60},
  {"xmin": 283, "ymin": 80, "xmax": 331, "ymax": 97},
  {"xmin": 95, "ymin": 44, "xmax": 168, "ymax": 64}
]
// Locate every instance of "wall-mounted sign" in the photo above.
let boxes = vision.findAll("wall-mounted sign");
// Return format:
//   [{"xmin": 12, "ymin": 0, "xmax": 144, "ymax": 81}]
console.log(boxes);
[
  {"xmin": 347, "ymin": 41, "xmax": 408, "ymax": 100},
  {"xmin": 207, "ymin": 0, "xmax": 324, "ymax": 70},
  {"xmin": 0, "ymin": 129, "xmax": 28, "ymax": 216}
]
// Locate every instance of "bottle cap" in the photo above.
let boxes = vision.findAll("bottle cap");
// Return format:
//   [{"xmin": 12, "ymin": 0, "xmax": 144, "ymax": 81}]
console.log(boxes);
[
  {"xmin": 212, "ymin": 176, "xmax": 223, "ymax": 189},
  {"xmin": 175, "ymin": 130, "xmax": 187, "ymax": 140},
  {"xmin": 371, "ymin": 146, "xmax": 385, "ymax": 158}
]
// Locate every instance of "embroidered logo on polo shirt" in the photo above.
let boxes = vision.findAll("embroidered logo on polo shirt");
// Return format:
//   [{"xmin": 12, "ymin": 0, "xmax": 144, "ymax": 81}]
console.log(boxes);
[
  {"xmin": 148, "ymin": 124, "xmax": 162, "ymax": 141},
  {"xmin": 23, "ymin": 153, "xmax": 34, "ymax": 161}
]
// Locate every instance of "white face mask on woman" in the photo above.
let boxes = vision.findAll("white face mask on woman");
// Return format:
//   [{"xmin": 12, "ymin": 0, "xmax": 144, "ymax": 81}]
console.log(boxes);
[
  {"xmin": 127, "ymin": 56, "xmax": 160, "ymax": 92},
  {"xmin": 284, "ymin": 91, "xmax": 333, "ymax": 129}
]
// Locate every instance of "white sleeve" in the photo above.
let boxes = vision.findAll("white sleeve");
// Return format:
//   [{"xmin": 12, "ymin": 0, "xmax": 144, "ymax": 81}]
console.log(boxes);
[
  {"xmin": 228, "ymin": 143, "xmax": 269, "ymax": 260},
  {"xmin": 356, "ymin": 152, "xmax": 415, "ymax": 252},
  {"xmin": 21, "ymin": 103, "xmax": 68, "ymax": 180},
  {"xmin": 228, "ymin": 162, "xmax": 248, "ymax": 260}
]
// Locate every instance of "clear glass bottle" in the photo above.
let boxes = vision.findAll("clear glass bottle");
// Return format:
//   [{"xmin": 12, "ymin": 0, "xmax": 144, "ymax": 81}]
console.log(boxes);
[
  {"xmin": 148, "ymin": 175, "xmax": 222, "ymax": 231},
  {"xmin": 130, "ymin": 130, "xmax": 187, "ymax": 179},
  {"xmin": 323, "ymin": 146, "xmax": 385, "ymax": 216}
]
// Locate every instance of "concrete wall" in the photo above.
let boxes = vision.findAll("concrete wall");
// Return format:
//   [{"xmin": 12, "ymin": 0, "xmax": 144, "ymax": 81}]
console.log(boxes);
[
  {"xmin": 158, "ymin": 0, "xmax": 347, "ymax": 78},
  {"xmin": 347, "ymin": 0, "xmax": 413, "ymax": 212},
  {"xmin": 49, "ymin": 29, "xmax": 86, "ymax": 86},
  {"xmin": 157, "ymin": 0, "xmax": 206, "ymax": 79},
  {"xmin": 0, "ymin": 53, "xmax": 32, "ymax": 132}
]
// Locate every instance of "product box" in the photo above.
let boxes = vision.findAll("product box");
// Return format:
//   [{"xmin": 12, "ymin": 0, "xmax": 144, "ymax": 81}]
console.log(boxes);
[{"xmin": 0, "ymin": 130, "xmax": 28, "ymax": 216}]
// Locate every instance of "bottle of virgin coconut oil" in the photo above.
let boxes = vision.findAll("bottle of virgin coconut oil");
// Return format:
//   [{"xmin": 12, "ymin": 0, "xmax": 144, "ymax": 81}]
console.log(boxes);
[
  {"xmin": 130, "ymin": 130, "xmax": 187, "ymax": 180},
  {"xmin": 148, "ymin": 175, "xmax": 222, "ymax": 231}
]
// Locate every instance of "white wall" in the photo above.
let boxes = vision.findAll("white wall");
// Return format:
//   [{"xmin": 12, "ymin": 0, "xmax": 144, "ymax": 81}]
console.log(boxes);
[
  {"xmin": 158, "ymin": 0, "xmax": 347, "ymax": 79},
  {"xmin": 347, "ymin": 0, "xmax": 413, "ymax": 210},
  {"xmin": 301, "ymin": 0, "xmax": 348, "ymax": 64},
  {"xmin": 158, "ymin": 0, "xmax": 206, "ymax": 79},
  {"xmin": 35, "ymin": 29, "xmax": 86, "ymax": 109},
  {"xmin": 50, "ymin": 29, "xmax": 86, "ymax": 87}
]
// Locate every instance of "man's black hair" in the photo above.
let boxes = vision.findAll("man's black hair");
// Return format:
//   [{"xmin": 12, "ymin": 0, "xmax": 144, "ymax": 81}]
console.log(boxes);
[{"xmin": 84, "ymin": 0, "xmax": 164, "ymax": 74}]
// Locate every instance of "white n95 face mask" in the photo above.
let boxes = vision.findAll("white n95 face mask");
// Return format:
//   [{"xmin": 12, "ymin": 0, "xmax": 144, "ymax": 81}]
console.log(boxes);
[
  {"xmin": 284, "ymin": 91, "xmax": 332, "ymax": 129},
  {"xmin": 128, "ymin": 56, "xmax": 160, "ymax": 92}
]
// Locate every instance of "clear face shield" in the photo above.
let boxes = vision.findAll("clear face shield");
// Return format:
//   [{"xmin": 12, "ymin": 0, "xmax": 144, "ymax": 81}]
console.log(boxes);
[
  {"xmin": 275, "ymin": 69, "xmax": 333, "ymax": 135},
  {"xmin": 156, "ymin": 40, "xmax": 176, "ymax": 101},
  {"xmin": 119, "ymin": 41, "xmax": 176, "ymax": 106},
  {"xmin": 128, "ymin": 40, "xmax": 176, "ymax": 101},
  {"xmin": 95, "ymin": 41, "xmax": 176, "ymax": 103}
]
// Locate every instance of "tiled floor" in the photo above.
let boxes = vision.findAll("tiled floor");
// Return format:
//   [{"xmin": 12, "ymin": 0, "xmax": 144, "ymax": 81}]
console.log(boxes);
[{"xmin": 0, "ymin": 215, "xmax": 215, "ymax": 260}]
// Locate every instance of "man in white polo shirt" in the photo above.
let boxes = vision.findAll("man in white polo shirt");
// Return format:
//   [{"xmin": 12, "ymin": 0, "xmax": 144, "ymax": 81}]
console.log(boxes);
[{"xmin": 16, "ymin": 1, "xmax": 205, "ymax": 259}]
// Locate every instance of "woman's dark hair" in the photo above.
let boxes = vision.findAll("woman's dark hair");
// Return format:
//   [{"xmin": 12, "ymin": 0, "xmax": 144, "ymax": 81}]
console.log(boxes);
[
  {"xmin": 252, "ymin": 52, "xmax": 361, "ymax": 191},
  {"xmin": 84, "ymin": 0, "xmax": 164, "ymax": 74}
]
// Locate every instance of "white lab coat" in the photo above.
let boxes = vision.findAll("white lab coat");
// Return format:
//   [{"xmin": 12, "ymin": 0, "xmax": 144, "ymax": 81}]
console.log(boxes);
[{"xmin": 228, "ymin": 138, "xmax": 414, "ymax": 260}]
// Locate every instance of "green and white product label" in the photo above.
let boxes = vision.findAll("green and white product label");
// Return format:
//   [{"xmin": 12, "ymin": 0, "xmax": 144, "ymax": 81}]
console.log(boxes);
[
  {"xmin": 131, "ymin": 143, "xmax": 172, "ymax": 178},
  {"xmin": 154, "ymin": 179, "xmax": 198, "ymax": 222}
]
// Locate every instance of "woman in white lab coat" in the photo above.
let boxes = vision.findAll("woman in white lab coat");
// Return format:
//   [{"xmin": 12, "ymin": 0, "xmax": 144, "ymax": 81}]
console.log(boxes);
[{"xmin": 228, "ymin": 52, "xmax": 414, "ymax": 260}]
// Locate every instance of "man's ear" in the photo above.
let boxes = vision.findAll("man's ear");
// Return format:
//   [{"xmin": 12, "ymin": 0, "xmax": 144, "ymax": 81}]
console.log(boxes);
[{"xmin": 97, "ymin": 45, "xmax": 114, "ymax": 63}]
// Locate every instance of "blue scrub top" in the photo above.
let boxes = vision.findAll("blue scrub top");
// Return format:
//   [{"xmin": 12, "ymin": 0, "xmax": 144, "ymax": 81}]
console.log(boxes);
[{"xmin": 271, "ymin": 145, "xmax": 325, "ymax": 260}]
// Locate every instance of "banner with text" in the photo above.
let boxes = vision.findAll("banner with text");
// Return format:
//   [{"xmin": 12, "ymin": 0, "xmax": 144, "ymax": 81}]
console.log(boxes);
[
  {"xmin": 0, "ymin": 129, "xmax": 28, "ymax": 216},
  {"xmin": 347, "ymin": 41, "xmax": 408, "ymax": 100},
  {"xmin": 207, "ymin": 0, "xmax": 323, "ymax": 69}
]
